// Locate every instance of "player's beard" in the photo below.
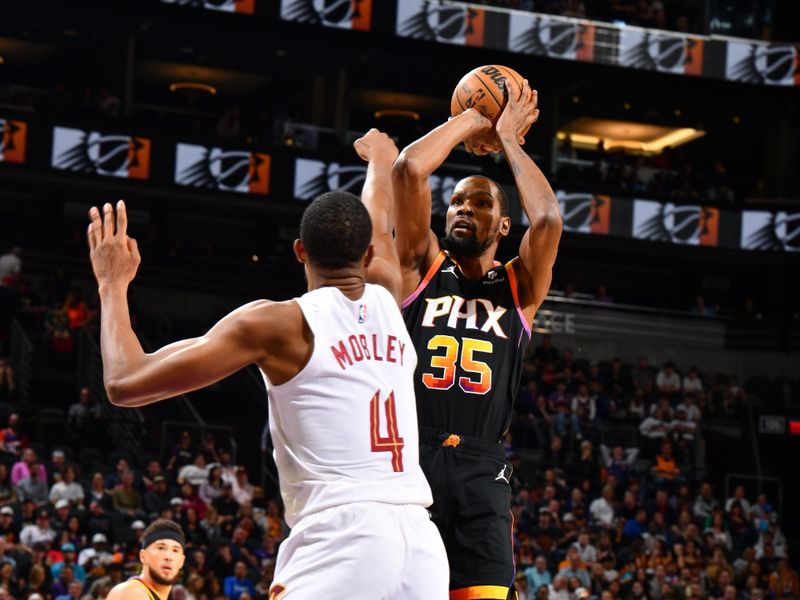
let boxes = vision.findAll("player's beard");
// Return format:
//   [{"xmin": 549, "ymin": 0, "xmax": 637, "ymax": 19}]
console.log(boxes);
[
  {"xmin": 440, "ymin": 231, "xmax": 495, "ymax": 259},
  {"xmin": 148, "ymin": 568, "xmax": 181, "ymax": 587}
]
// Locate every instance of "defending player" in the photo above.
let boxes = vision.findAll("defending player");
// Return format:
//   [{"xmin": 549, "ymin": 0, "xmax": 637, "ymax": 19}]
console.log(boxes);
[
  {"xmin": 106, "ymin": 519, "xmax": 186, "ymax": 600},
  {"xmin": 391, "ymin": 79, "xmax": 562, "ymax": 598},
  {"xmin": 87, "ymin": 192, "xmax": 448, "ymax": 595}
]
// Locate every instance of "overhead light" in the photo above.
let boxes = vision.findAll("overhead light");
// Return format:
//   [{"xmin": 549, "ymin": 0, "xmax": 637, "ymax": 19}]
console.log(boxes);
[
  {"xmin": 557, "ymin": 118, "xmax": 705, "ymax": 155},
  {"xmin": 374, "ymin": 109, "xmax": 420, "ymax": 121},
  {"xmin": 169, "ymin": 82, "xmax": 217, "ymax": 95}
]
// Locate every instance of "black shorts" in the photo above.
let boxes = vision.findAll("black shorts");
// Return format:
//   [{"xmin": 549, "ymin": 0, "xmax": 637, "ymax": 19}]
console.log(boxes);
[{"xmin": 419, "ymin": 426, "xmax": 515, "ymax": 599}]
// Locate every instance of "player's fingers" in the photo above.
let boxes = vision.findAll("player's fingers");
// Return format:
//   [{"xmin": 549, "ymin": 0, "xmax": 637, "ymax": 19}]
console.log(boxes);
[
  {"xmin": 530, "ymin": 88, "xmax": 538, "ymax": 107},
  {"xmin": 127, "ymin": 236, "xmax": 141, "ymax": 264},
  {"xmin": 102, "ymin": 203, "xmax": 115, "ymax": 240},
  {"xmin": 531, "ymin": 108, "xmax": 540, "ymax": 123},
  {"xmin": 116, "ymin": 200, "xmax": 128, "ymax": 238},
  {"xmin": 88, "ymin": 206, "xmax": 103, "ymax": 243},
  {"xmin": 87, "ymin": 222, "xmax": 97, "ymax": 251},
  {"xmin": 521, "ymin": 79, "xmax": 531, "ymax": 103}
]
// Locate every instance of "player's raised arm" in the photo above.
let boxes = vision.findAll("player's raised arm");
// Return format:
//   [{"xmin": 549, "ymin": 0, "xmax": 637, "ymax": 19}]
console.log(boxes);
[
  {"xmin": 496, "ymin": 80, "xmax": 563, "ymax": 325},
  {"xmin": 392, "ymin": 108, "xmax": 493, "ymax": 292},
  {"xmin": 87, "ymin": 202, "xmax": 294, "ymax": 407},
  {"xmin": 353, "ymin": 128, "xmax": 403, "ymax": 305}
]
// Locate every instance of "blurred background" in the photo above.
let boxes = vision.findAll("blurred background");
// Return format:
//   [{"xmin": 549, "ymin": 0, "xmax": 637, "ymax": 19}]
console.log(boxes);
[{"xmin": 0, "ymin": 0, "xmax": 798, "ymax": 598}]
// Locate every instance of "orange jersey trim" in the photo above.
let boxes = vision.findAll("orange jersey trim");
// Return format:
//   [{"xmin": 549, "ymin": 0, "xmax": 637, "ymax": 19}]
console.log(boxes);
[
  {"xmin": 450, "ymin": 585, "xmax": 510, "ymax": 599},
  {"xmin": 401, "ymin": 251, "xmax": 447, "ymax": 310},
  {"xmin": 504, "ymin": 258, "xmax": 531, "ymax": 338}
]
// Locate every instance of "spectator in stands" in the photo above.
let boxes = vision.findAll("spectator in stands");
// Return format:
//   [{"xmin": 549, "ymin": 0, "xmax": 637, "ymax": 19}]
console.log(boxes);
[
  {"xmin": 593, "ymin": 284, "xmax": 613, "ymax": 304},
  {"xmin": 178, "ymin": 453, "xmax": 210, "ymax": 487},
  {"xmin": 51, "ymin": 543, "xmax": 86, "ymax": 584},
  {"xmin": 589, "ymin": 485, "xmax": 615, "ymax": 528},
  {"xmin": 548, "ymin": 574, "xmax": 570, "ymax": 600},
  {"xmin": 549, "ymin": 382, "xmax": 577, "ymax": 437},
  {"xmin": 49, "ymin": 465, "xmax": 84, "ymax": 507},
  {"xmin": 768, "ymin": 558, "xmax": 800, "ymax": 598},
  {"xmin": 601, "ymin": 445, "xmax": 638, "ymax": 489},
  {"xmin": 67, "ymin": 387, "xmax": 100, "ymax": 433},
  {"xmin": 110, "ymin": 470, "xmax": 143, "ymax": 518},
  {"xmin": 0, "ymin": 465, "xmax": 15, "ymax": 508},
  {"xmin": 655, "ymin": 362, "xmax": 682, "ymax": 396},
  {"xmin": 693, "ymin": 483, "xmax": 720, "ymax": 522},
  {"xmin": 558, "ymin": 547, "xmax": 591, "ymax": 588},
  {"xmin": 691, "ymin": 294, "xmax": 717, "ymax": 317},
  {"xmin": 85, "ymin": 472, "xmax": 112, "ymax": 510},
  {"xmin": 670, "ymin": 407, "xmax": 697, "ymax": 445},
  {"xmin": 677, "ymin": 394, "xmax": 702, "ymax": 423},
  {"xmin": 198, "ymin": 465, "xmax": 224, "ymax": 507},
  {"xmin": 682, "ymin": 367, "xmax": 703, "ymax": 394},
  {"xmin": 571, "ymin": 384, "xmax": 596, "ymax": 434},
  {"xmin": 63, "ymin": 290, "xmax": 92, "ymax": 331},
  {"xmin": 20, "ymin": 510, "xmax": 57, "ymax": 548},
  {"xmin": 631, "ymin": 356, "xmax": 655, "ymax": 395},
  {"xmin": 532, "ymin": 334, "xmax": 559, "ymax": 366},
  {"xmin": 0, "ymin": 414, "xmax": 26, "ymax": 459},
  {"xmin": 16, "ymin": 460, "xmax": 48, "ymax": 505},
  {"xmin": 168, "ymin": 431, "xmax": 195, "ymax": 472},
  {"xmin": 144, "ymin": 475, "xmax": 170, "ymax": 517},
  {"xmin": 627, "ymin": 390, "xmax": 647, "ymax": 420},
  {"xmin": 212, "ymin": 482, "xmax": 239, "ymax": 518},
  {"xmin": 725, "ymin": 485, "xmax": 752, "ymax": 516},
  {"xmin": 0, "ymin": 249, "xmax": 22, "ymax": 286},
  {"xmin": 651, "ymin": 441, "xmax": 682, "ymax": 488},
  {"xmin": 524, "ymin": 555, "xmax": 552, "ymax": 594},
  {"xmin": 105, "ymin": 458, "xmax": 132, "ymax": 490},
  {"xmin": 639, "ymin": 407, "xmax": 670, "ymax": 440},
  {"xmin": 573, "ymin": 531, "xmax": 597, "ymax": 566},
  {"xmin": 77, "ymin": 533, "xmax": 112, "ymax": 571},
  {"xmin": 0, "ymin": 507, "xmax": 16, "ymax": 541}
]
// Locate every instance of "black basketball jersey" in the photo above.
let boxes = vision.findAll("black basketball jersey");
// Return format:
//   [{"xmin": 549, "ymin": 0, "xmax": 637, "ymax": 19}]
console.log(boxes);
[{"xmin": 402, "ymin": 250, "xmax": 532, "ymax": 442}]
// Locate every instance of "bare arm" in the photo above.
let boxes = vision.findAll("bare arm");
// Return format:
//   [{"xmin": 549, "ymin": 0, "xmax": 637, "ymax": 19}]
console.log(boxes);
[
  {"xmin": 354, "ymin": 129, "xmax": 402, "ymax": 304},
  {"xmin": 496, "ymin": 82, "xmax": 563, "ymax": 325},
  {"xmin": 392, "ymin": 109, "xmax": 492, "ymax": 293},
  {"xmin": 87, "ymin": 202, "xmax": 293, "ymax": 407}
]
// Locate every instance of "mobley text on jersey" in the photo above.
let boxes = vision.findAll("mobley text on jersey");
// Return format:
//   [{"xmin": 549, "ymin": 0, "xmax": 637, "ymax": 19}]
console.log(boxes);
[{"xmin": 330, "ymin": 333, "xmax": 408, "ymax": 371}]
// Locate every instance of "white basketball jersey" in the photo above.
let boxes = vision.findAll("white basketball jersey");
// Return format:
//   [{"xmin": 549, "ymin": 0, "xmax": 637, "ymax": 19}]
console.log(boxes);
[{"xmin": 262, "ymin": 284, "xmax": 432, "ymax": 527}]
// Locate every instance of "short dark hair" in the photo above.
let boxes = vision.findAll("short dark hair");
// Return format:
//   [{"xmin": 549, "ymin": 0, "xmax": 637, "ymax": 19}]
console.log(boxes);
[
  {"xmin": 300, "ymin": 191, "xmax": 372, "ymax": 269},
  {"xmin": 463, "ymin": 175, "xmax": 510, "ymax": 217},
  {"xmin": 141, "ymin": 518, "xmax": 184, "ymax": 544}
]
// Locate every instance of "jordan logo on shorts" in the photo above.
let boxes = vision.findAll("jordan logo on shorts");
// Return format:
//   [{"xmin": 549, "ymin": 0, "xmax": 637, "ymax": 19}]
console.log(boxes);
[{"xmin": 494, "ymin": 465, "xmax": 510, "ymax": 484}]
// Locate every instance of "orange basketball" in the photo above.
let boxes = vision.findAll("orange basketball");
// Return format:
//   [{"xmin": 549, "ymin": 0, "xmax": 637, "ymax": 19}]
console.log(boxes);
[{"xmin": 450, "ymin": 65, "xmax": 526, "ymax": 124}]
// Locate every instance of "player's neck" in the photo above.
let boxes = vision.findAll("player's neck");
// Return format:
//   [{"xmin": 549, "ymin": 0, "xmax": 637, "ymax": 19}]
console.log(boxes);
[
  {"xmin": 449, "ymin": 252, "xmax": 497, "ymax": 279},
  {"xmin": 308, "ymin": 268, "xmax": 367, "ymax": 301},
  {"xmin": 140, "ymin": 573, "xmax": 171, "ymax": 600}
]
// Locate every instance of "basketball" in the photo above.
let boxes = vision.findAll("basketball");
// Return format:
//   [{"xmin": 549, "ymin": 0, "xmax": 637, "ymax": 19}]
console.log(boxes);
[{"xmin": 450, "ymin": 65, "xmax": 526, "ymax": 123}]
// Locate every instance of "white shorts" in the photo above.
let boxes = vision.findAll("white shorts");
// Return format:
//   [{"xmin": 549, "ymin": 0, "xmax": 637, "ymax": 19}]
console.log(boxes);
[{"xmin": 269, "ymin": 502, "xmax": 448, "ymax": 599}]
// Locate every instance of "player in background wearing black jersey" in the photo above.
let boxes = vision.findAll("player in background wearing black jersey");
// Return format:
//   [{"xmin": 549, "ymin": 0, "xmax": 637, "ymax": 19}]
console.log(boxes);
[
  {"xmin": 390, "ymin": 79, "xmax": 563, "ymax": 599},
  {"xmin": 106, "ymin": 519, "xmax": 186, "ymax": 600}
]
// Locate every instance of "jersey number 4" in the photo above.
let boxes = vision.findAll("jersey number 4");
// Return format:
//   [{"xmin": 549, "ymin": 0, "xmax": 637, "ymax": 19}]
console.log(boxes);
[
  {"xmin": 422, "ymin": 334, "xmax": 493, "ymax": 395},
  {"xmin": 370, "ymin": 390, "xmax": 404, "ymax": 472}
]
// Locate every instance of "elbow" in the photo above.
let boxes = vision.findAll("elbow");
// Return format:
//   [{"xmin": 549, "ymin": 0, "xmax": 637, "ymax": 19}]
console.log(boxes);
[
  {"xmin": 392, "ymin": 151, "xmax": 426, "ymax": 183},
  {"xmin": 104, "ymin": 377, "xmax": 139, "ymax": 407}
]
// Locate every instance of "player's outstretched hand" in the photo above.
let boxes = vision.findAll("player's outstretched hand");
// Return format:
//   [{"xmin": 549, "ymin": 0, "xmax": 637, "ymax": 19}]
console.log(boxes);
[
  {"xmin": 87, "ymin": 200, "xmax": 141, "ymax": 288},
  {"xmin": 354, "ymin": 128, "xmax": 399, "ymax": 164},
  {"xmin": 496, "ymin": 79, "xmax": 540, "ymax": 146}
]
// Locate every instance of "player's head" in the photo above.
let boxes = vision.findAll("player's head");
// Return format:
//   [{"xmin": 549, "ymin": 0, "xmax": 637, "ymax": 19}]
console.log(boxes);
[
  {"xmin": 296, "ymin": 191, "xmax": 373, "ymax": 272},
  {"xmin": 139, "ymin": 519, "xmax": 186, "ymax": 586},
  {"xmin": 441, "ymin": 175, "xmax": 510, "ymax": 259}
]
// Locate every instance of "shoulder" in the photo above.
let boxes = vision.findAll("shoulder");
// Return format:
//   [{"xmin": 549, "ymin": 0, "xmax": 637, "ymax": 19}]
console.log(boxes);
[
  {"xmin": 228, "ymin": 299, "xmax": 303, "ymax": 344},
  {"xmin": 107, "ymin": 580, "xmax": 150, "ymax": 600}
]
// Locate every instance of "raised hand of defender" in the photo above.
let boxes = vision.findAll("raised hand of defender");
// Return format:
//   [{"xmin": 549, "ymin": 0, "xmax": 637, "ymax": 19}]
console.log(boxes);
[
  {"xmin": 87, "ymin": 200, "xmax": 141, "ymax": 288},
  {"xmin": 496, "ymin": 79, "xmax": 540, "ymax": 146},
  {"xmin": 354, "ymin": 128, "xmax": 399, "ymax": 164}
]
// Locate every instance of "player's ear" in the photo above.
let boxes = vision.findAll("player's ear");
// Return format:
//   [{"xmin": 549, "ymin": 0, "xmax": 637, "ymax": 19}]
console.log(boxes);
[
  {"xmin": 363, "ymin": 244, "xmax": 375, "ymax": 269},
  {"xmin": 499, "ymin": 216, "xmax": 511, "ymax": 237},
  {"xmin": 293, "ymin": 239, "xmax": 307, "ymax": 264}
]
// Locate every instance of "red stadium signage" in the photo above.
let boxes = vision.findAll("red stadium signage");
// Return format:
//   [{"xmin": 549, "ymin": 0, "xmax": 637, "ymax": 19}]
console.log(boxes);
[
  {"xmin": 174, "ymin": 143, "xmax": 270, "ymax": 195},
  {"xmin": 280, "ymin": 0, "xmax": 372, "ymax": 31},
  {"xmin": 0, "ymin": 119, "xmax": 27, "ymax": 164},
  {"xmin": 51, "ymin": 126, "xmax": 151, "ymax": 180}
]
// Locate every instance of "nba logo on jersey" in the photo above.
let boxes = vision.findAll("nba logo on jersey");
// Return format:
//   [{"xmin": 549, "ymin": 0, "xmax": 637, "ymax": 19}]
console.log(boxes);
[{"xmin": 358, "ymin": 303, "xmax": 367, "ymax": 323}]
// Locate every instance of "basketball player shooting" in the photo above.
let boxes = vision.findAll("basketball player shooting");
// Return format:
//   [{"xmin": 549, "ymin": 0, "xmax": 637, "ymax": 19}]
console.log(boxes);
[
  {"xmin": 87, "ymin": 157, "xmax": 448, "ymax": 596},
  {"xmin": 391, "ymin": 78, "xmax": 563, "ymax": 598}
]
